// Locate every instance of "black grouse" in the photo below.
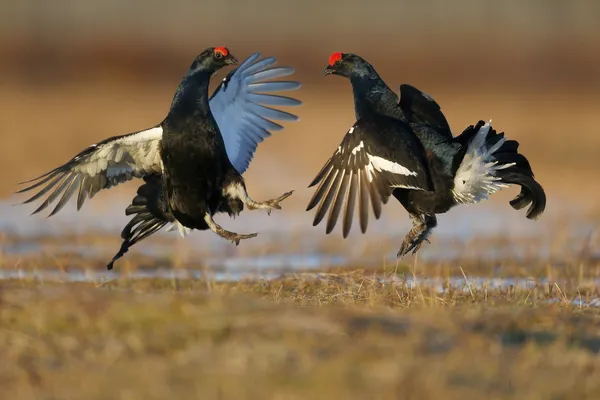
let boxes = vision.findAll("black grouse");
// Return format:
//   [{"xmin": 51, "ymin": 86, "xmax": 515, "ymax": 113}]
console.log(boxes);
[
  {"xmin": 307, "ymin": 52, "xmax": 546, "ymax": 257},
  {"xmin": 18, "ymin": 47, "xmax": 302, "ymax": 269}
]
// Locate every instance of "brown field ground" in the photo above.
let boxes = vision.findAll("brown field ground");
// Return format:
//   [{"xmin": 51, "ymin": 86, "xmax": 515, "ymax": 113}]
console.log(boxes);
[{"xmin": 1, "ymin": 273, "xmax": 600, "ymax": 399}]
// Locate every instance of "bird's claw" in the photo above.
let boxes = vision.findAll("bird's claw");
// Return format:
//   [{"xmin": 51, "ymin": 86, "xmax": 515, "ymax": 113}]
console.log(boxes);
[
  {"xmin": 212, "ymin": 224, "xmax": 258, "ymax": 245},
  {"xmin": 397, "ymin": 240, "xmax": 421, "ymax": 258},
  {"xmin": 267, "ymin": 190, "xmax": 294, "ymax": 214},
  {"xmin": 249, "ymin": 190, "xmax": 294, "ymax": 216},
  {"xmin": 229, "ymin": 232, "xmax": 258, "ymax": 245},
  {"xmin": 397, "ymin": 230, "xmax": 431, "ymax": 258},
  {"xmin": 234, "ymin": 233, "xmax": 258, "ymax": 245}
]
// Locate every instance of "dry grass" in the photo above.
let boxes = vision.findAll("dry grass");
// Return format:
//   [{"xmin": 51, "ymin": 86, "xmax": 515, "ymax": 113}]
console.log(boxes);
[
  {"xmin": 1, "ymin": 272, "xmax": 600, "ymax": 399},
  {"xmin": 0, "ymin": 233, "xmax": 600, "ymax": 399}
]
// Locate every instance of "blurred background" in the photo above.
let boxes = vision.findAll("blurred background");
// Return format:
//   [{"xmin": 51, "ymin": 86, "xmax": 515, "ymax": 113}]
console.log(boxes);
[{"xmin": 0, "ymin": 0, "xmax": 599, "ymax": 265}]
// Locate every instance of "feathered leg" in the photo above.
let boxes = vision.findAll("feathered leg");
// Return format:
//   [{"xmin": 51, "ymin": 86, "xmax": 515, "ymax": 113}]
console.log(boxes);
[{"xmin": 397, "ymin": 213, "xmax": 437, "ymax": 258}]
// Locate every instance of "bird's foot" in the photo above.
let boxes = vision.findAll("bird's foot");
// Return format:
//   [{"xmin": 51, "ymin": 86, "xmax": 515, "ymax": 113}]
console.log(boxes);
[
  {"xmin": 214, "ymin": 225, "xmax": 258, "ymax": 245},
  {"xmin": 204, "ymin": 212, "xmax": 257, "ymax": 245},
  {"xmin": 247, "ymin": 190, "xmax": 294, "ymax": 215},
  {"xmin": 397, "ymin": 228, "xmax": 431, "ymax": 258}
]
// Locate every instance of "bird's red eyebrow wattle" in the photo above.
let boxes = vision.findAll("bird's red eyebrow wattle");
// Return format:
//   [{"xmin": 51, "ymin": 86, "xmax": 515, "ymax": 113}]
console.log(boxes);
[
  {"xmin": 329, "ymin": 52, "xmax": 343, "ymax": 66},
  {"xmin": 215, "ymin": 47, "xmax": 229, "ymax": 56}
]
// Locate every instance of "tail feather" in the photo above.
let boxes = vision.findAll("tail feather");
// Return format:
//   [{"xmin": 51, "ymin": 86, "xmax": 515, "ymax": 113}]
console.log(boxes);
[
  {"xmin": 482, "ymin": 124, "xmax": 545, "ymax": 219},
  {"xmin": 494, "ymin": 170, "xmax": 546, "ymax": 220},
  {"xmin": 510, "ymin": 189, "xmax": 532, "ymax": 211},
  {"xmin": 493, "ymin": 152, "xmax": 532, "ymax": 173},
  {"xmin": 107, "ymin": 174, "xmax": 174, "ymax": 270},
  {"xmin": 453, "ymin": 120, "xmax": 546, "ymax": 220}
]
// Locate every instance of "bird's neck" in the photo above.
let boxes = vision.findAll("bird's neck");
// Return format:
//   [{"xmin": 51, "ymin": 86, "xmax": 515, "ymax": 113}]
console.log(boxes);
[
  {"xmin": 350, "ymin": 74, "xmax": 402, "ymax": 120},
  {"xmin": 169, "ymin": 70, "xmax": 213, "ymax": 118}
]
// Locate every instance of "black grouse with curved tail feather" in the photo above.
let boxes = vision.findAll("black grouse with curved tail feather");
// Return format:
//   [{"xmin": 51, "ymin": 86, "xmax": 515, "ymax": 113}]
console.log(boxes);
[{"xmin": 307, "ymin": 52, "xmax": 545, "ymax": 257}]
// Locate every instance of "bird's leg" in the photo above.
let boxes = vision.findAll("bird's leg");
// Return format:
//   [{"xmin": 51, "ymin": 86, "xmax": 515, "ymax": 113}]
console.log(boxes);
[
  {"xmin": 203, "ymin": 212, "xmax": 257, "ymax": 245},
  {"xmin": 397, "ymin": 214, "xmax": 437, "ymax": 258},
  {"xmin": 225, "ymin": 182, "xmax": 293, "ymax": 216}
]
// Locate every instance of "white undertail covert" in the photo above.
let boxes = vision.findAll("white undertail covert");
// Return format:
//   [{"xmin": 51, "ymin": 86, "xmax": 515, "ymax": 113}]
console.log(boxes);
[
  {"xmin": 166, "ymin": 222, "xmax": 191, "ymax": 238},
  {"xmin": 452, "ymin": 121, "xmax": 515, "ymax": 204}
]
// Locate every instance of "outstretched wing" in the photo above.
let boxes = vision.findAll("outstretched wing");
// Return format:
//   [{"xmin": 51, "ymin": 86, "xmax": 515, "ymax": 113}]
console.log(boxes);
[
  {"xmin": 306, "ymin": 118, "xmax": 432, "ymax": 238},
  {"xmin": 209, "ymin": 52, "xmax": 302, "ymax": 175},
  {"xmin": 399, "ymin": 84, "xmax": 453, "ymax": 141},
  {"xmin": 17, "ymin": 126, "xmax": 163, "ymax": 216}
]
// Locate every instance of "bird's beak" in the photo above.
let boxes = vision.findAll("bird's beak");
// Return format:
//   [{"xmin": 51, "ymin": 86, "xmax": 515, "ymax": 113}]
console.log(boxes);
[
  {"xmin": 324, "ymin": 65, "xmax": 334, "ymax": 75},
  {"xmin": 225, "ymin": 55, "xmax": 239, "ymax": 66}
]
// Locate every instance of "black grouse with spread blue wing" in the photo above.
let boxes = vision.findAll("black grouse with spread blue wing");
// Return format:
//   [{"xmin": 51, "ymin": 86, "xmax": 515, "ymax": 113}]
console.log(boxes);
[{"xmin": 18, "ymin": 47, "xmax": 302, "ymax": 269}]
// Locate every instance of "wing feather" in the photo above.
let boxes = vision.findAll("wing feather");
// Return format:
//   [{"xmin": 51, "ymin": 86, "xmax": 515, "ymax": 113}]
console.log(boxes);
[
  {"xmin": 246, "ymin": 93, "xmax": 302, "ymax": 107},
  {"xmin": 308, "ymin": 158, "xmax": 334, "ymax": 189},
  {"xmin": 306, "ymin": 162, "xmax": 335, "ymax": 211},
  {"xmin": 342, "ymin": 172, "xmax": 358, "ymax": 238},
  {"xmin": 248, "ymin": 81, "xmax": 302, "ymax": 92},
  {"xmin": 242, "ymin": 56, "xmax": 276, "ymax": 75},
  {"xmin": 399, "ymin": 84, "xmax": 453, "ymax": 140},
  {"xmin": 248, "ymin": 67, "xmax": 296, "ymax": 82},
  {"xmin": 244, "ymin": 102, "xmax": 299, "ymax": 122},
  {"xmin": 31, "ymin": 175, "xmax": 70, "ymax": 215},
  {"xmin": 307, "ymin": 119, "xmax": 432, "ymax": 237},
  {"xmin": 76, "ymin": 177, "xmax": 87, "ymax": 210},
  {"xmin": 326, "ymin": 170, "xmax": 349, "ymax": 234},
  {"xmin": 18, "ymin": 126, "xmax": 163, "ymax": 216},
  {"xmin": 313, "ymin": 170, "xmax": 340, "ymax": 226},
  {"xmin": 21, "ymin": 173, "xmax": 64, "ymax": 204},
  {"xmin": 209, "ymin": 53, "xmax": 302, "ymax": 175},
  {"xmin": 48, "ymin": 175, "xmax": 80, "ymax": 217},
  {"xmin": 367, "ymin": 174, "xmax": 383, "ymax": 219},
  {"xmin": 358, "ymin": 169, "xmax": 369, "ymax": 233}
]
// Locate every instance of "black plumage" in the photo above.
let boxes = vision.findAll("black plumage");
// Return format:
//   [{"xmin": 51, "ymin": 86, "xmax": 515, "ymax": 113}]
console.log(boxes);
[
  {"xmin": 18, "ymin": 47, "xmax": 301, "ymax": 269},
  {"xmin": 307, "ymin": 52, "xmax": 546, "ymax": 257},
  {"xmin": 307, "ymin": 117, "xmax": 432, "ymax": 237}
]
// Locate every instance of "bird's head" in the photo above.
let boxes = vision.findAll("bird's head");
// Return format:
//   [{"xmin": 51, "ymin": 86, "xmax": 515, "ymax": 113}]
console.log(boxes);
[
  {"xmin": 188, "ymin": 47, "xmax": 238, "ymax": 75},
  {"xmin": 324, "ymin": 52, "xmax": 376, "ymax": 79}
]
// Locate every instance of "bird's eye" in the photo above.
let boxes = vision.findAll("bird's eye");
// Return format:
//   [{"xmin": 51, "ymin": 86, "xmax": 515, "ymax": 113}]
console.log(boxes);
[
  {"xmin": 334, "ymin": 60, "xmax": 341, "ymax": 66},
  {"xmin": 215, "ymin": 52, "xmax": 223, "ymax": 59}
]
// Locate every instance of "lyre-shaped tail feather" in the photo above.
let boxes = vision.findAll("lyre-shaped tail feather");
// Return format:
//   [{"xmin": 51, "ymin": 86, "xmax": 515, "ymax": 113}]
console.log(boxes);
[{"xmin": 452, "ymin": 120, "xmax": 546, "ymax": 219}]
